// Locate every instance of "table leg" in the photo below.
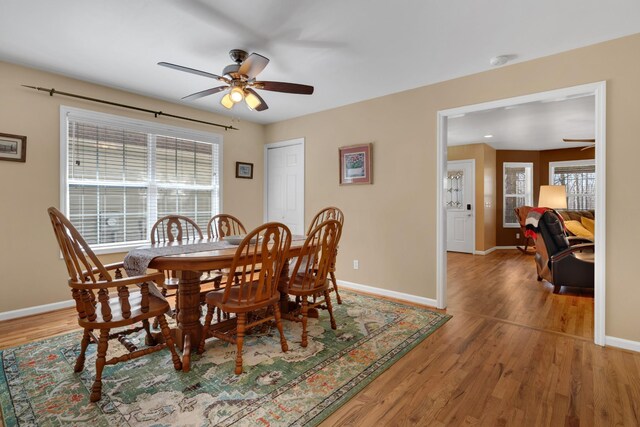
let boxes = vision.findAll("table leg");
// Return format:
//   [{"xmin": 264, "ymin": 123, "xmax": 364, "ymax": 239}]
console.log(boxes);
[
  {"xmin": 176, "ymin": 269, "xmax": 202, "ymax": 372},
  {"xmin": 279, "ymin": 258, "xmax": 292, "ymax": 314}
]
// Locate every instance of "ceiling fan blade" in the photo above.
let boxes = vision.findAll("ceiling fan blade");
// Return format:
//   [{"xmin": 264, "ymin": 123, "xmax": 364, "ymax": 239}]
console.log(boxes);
[
  {"xmin": 158, "ymin": 62, "xmax": 225, "ymax": 81},
  {"xmin": 580, "ymin": 145, "xmax": 595, "ymax": 151},
  {"xmin": 246, "ymin": 88, "xmax": 269, "ymax": 111},
  {"xmin": 238, "ymin": 53, "xmax": 270, "ymax": 79},
  {"xmin": 181, "ymin": 86, "xmax": 228, "ymax": 101},
  {"xmin": 254, "ymin": 81, "xmax": 314, "ymax": 95},
  {"xmin": 563, "ymin": 138, "xmax": 596, "ymax": 143}
]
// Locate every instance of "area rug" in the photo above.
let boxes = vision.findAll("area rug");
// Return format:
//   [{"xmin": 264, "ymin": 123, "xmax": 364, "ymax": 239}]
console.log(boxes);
[{"xmin": 0, "ymin": 291, "xmax": 450, "ymax": 426}]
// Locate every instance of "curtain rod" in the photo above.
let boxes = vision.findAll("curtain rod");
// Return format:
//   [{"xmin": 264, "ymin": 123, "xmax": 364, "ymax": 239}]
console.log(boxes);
[{"xmin": 21, "ymin": 85, "xmax": 239, "ymax": 131}]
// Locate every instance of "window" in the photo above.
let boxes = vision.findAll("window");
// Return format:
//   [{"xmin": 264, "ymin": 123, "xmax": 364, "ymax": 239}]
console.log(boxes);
[
  {"xmin": 61, "ymin": 107, "xmax": 222, "ymax": 253},
  {"xmin": 503, "ymin": 162, "xmax": 533, "ymax": 227},
  {"xmin": 550, "ymin": 160, "xmax": 595, "ymax": 210}
]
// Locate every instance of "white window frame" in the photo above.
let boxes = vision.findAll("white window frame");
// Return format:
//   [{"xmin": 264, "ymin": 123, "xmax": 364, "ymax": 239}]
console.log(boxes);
[
  {"xmin": 60, "ymin": 106, "xmax": 224, "ymax": 254},
  {"xmin": 549, "ymin": 159, "xmax": 596, "ymax": 210},
  {"xmin": 503, "ymin": 162, "xmax": 533, "ymax": 228}
]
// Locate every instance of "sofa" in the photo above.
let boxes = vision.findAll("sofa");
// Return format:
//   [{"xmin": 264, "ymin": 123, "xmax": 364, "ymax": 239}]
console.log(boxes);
[{"xmin": 555, "ymin": 209, "xmax": 595, "ymax": 240}]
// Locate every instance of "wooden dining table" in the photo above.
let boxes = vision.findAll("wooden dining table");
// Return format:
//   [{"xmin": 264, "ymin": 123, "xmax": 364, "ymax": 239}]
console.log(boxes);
[{"xmin": 135, "ymin": 236, "xmax": 306, "ymax": 372}]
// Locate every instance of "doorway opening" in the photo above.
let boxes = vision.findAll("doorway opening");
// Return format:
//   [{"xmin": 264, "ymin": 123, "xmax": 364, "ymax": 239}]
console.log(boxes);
[{"xmin": 436, "ymin": 82, "xmax": 606, "ymax": 345}]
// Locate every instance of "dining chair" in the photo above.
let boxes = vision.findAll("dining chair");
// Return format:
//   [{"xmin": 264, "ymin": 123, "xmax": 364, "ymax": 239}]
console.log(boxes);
[
  {"xmin": 282, "ymin": 219, "xmax": 341, "ymax": 347},
  {"xmin": 150, "ymin": 215, "xmax": 221, "ymax": 318},
  {"xmin": 198, "ymin": 222, "xmax": 291, "ymax": 374},
  {"xmin": 307, "ymin": 207, "xmax": 345, "ymax": 304},
  {"xmin": 47, "ymin": 207, "xmax": 182, "ymax": 402},
  {"xmin": 207, "ymin": 213, "xmax": 259, "ymax": 288},
  {"xmin": 206, "ymin": 213, "xmax": 247, "ymax": 239}
]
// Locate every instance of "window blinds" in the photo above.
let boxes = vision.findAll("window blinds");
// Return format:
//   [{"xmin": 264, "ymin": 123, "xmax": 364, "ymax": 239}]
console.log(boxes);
[{"xmin": 64, "ymin": 109, "xmax": 221, "ymax": 248}]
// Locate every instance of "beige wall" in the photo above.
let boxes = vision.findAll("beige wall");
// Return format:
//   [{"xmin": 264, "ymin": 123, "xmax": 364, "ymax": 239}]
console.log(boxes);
[
  {"xmin": 482, "ymin": 144, "xmax": 497, "ymax": 249},
  {"xmin": 447, "ymin": 143, "xmax": 496, "ymax": 252},
  {"xmin": 266, "ymin": 33, "xmax": 640, "ymax": 342},
  {"xmin": 0, "ymin": 61, "xmax": 265, "ymax": 313}
]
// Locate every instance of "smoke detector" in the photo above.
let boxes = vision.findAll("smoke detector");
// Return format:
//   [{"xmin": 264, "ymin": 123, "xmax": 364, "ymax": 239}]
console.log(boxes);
[{"xmin": 489, "ymin": 55, "xmax": 510, "ymax": 67}]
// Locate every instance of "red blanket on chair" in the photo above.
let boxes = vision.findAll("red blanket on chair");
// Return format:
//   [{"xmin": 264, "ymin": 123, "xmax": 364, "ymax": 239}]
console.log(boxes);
[{"xmin": 525, "ymin": 208, "xmax": 565, "ymax": 240}]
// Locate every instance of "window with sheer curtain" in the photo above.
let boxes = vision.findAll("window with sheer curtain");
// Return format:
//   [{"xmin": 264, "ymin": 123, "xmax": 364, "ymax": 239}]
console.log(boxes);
[
  {"xmin": 503, "ymin": 162, "xmax": 533, "ymax": 227},
  {"xmin": 550, "ymin": 160, "xmax": 596, "ymax": 210},
  {"xmin": 62, "ymin": 107, "xmax": 221, "ymax": 253}
]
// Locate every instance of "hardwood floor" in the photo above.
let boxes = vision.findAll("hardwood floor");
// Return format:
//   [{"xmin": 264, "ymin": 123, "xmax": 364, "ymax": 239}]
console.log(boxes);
[
  {"xmin": 0, "ymin": 250, "xmax": 638, "ymax": 426},
  {"xmin": 322, "ymin": 250, "xmax": 638, "ymax": 426}
]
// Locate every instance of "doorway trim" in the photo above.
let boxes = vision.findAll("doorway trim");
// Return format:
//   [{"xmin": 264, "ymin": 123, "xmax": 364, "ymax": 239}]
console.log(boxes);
[
  {"xmin": 446, "ymin": 159, "xmax": 476, "ymax": 254},
  {"xmin": 436, "ymin": 81, "xmax": 607, "ymax": 345},
  {"xmin": 263, "ymin": 138, "xmax": 305, "ymax": 230}
]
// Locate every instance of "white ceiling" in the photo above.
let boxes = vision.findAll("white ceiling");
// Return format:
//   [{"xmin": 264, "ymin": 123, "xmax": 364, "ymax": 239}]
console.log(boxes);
[
  {"xmin": 1, "ymin": 1, "xmax": 640, "ymax": 125},
  {"xmin": 448, "ymin": 95, "xmax": 595, "ymax": 150}
]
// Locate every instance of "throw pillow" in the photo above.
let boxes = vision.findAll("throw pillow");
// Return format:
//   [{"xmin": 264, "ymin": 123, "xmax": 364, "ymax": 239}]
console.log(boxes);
[
  {"xmin": 581, "ymin": 216, "xmax": 595, "ymax": 234},
  {"xmin": 565, "ymin": 220, "xmax": 594, "ymax": 239}
]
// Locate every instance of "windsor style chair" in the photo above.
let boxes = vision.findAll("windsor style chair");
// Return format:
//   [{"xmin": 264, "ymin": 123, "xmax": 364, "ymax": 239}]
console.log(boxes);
[
  {"xmin": 198, "ymin": 222, "xmax": 291, "ymax": 374},
  {"xmin": 47, "ymin": 207, "xmax": 182, "ymax": 402}
]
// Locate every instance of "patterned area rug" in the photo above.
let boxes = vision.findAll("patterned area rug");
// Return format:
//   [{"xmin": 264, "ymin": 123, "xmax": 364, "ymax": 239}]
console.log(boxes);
[{"xmin": 0, "ymin": 292, "xmax": 450, "ymax": 426}]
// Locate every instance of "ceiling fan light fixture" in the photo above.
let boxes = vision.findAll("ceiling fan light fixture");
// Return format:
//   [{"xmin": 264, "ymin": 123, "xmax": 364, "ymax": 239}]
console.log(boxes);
[
  {"xmin": 229, "ymin": 86, "xmax": 245, "ymax": 103},
  {"xmin": 220, "ymin": 93, "xmax": 234, "ymax": 109},
  {"xmin": 245, "ymin": 91, "xmax": 262, "ymax": 110}
]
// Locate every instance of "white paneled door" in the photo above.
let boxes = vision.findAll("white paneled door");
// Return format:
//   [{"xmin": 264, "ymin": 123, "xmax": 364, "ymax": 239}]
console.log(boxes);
[
  {"xmin": 265, "ymin": 139, "xmax": 304, "ymax": 235},
  {"xmin": 446, "ymin": 159, "xmax": 475, "ymax": 253}
]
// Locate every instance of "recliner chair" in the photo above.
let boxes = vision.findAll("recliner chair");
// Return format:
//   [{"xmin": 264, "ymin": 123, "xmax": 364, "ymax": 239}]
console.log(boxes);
[{"xmin": 533, "ymin": 210, "xmax": 594, "ymax": 293}]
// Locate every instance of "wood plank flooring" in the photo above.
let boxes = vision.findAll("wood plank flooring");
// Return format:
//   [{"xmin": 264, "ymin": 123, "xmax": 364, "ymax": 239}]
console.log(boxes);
[{"xmin": 0, "ymin": 250, "xmax": 638, "ymax": 426}]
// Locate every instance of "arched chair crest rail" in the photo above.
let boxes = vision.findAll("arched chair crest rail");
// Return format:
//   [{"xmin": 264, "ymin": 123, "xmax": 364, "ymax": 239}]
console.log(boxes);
[
  {"xmin": 206, "ymin": 213, "xmax": 247, "ymax": 239},
  {"xmin": 47, "ymin": 207, "xmax": 182, "ymax": 402}
]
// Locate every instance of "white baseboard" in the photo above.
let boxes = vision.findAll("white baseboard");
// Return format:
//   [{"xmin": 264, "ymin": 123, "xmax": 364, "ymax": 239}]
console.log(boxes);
[
  {"xmin": 0, "ymin": 299, "xmax": 75, "ymax": 322},
  {"xmin": 605, "ymin": 336, "xmax": 640, "ymax": 353},
  {"xmin": 474, "ymin": 246, "xmax": 518, "ymax": 255},
  {"xmin": 337, "ymin": 280, "xmax": 438, "ymax": 308}
]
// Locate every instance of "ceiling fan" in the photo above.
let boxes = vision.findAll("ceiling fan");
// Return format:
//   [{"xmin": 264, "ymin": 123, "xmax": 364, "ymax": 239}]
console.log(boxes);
[
  {"xmin": 158, "ymin": 49, "xmax": 314, "ymax": 112},
  {"xmin": 563, "ymin": 138, "xmax": 595, "ymax": 151}
]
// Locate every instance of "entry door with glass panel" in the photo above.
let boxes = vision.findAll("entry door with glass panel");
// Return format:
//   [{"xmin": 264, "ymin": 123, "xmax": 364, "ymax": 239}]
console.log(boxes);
[{"xmin": 446, "ymin": 160, "xmax": 475, "ymax": 253}]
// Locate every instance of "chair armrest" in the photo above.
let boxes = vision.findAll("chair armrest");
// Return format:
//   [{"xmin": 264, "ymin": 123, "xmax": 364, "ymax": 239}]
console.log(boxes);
[
  {"xmin": 567, "ymin": 236, "xmax": 594, "ymax": 245},
  {"xmin": 550, "ymin": 243, "xmax": 595, "ymax": 264},
  {"xmin": 103, "ymin": 262, "xmax": 125, "ymax": 271},
  {"xmin": 86, "ymin": 262, "xmax": 126, "ymax": 277}
]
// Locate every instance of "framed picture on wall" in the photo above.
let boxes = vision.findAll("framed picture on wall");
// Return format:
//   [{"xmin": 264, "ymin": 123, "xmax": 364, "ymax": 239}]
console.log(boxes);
[
  {"xmin": 339, "ymin": 143, "xmax": 372, "ymax": 185},
  {"xmin": 0, "ymin": 133, "xmax": 27, "ymax": 163},
  {"xmin": 235, "ymin": 161, "xmax": 254, "ymax": 179}
]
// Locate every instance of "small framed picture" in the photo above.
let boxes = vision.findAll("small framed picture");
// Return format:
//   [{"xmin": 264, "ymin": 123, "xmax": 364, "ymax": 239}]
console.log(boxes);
[
  {"xmin": 235, "ymin": 161, "xmax": 254, "ymax": 179},
  {"xmin": 339, "ymin": 143, "xmax": 372, "ymax": 185},
  {"xmin": 0, "ymin": 133, "xmax": 27, "ymax": 163}
]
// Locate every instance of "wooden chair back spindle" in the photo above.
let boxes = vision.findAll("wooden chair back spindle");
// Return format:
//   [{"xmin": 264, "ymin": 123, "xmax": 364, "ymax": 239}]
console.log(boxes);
[{"xmin": 307, "ymin": 206, "xmax": 344, "ymax": 234}]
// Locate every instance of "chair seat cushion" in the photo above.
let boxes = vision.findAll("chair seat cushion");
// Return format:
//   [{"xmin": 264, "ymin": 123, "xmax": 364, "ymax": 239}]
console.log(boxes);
[
  {"xmin": 206, "ymin": 282, "xmax": 280, "ymax": 313},
  {"xmin": 79, "ymin": 291, "xmax": 170, "ymax": 328}
]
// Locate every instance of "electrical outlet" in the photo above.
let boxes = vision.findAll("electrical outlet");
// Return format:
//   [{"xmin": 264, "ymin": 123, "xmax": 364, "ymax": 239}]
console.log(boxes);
[
  {"xmin": 353, "ymin": 260, "xmax": 359, "ymax": 270},
  {"xmin": 516, "ymin": 232, "xmax": 520, "ymax": 239}
]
